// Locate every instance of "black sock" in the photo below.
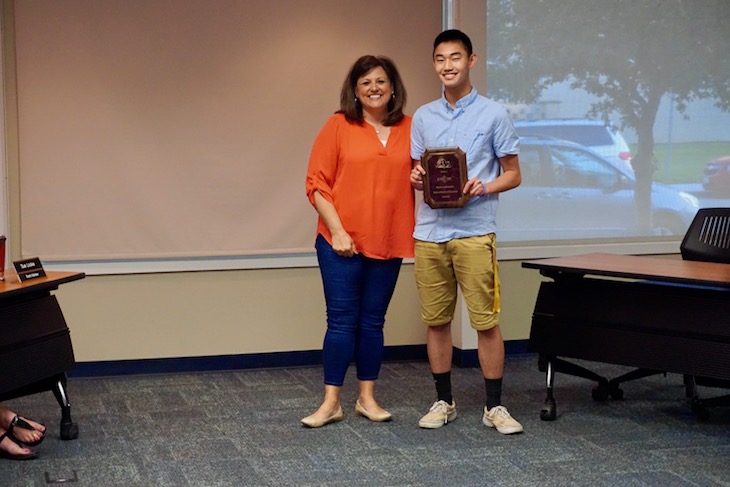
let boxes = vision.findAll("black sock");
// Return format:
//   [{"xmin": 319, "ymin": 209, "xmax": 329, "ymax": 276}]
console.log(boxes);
[
  {"xmin": 433, "ymin": 371, "xmax": 452, "ymax": 404},
  {"xmin": 485, "ymin": 377, "xmax": 503, "ymax": 410}
]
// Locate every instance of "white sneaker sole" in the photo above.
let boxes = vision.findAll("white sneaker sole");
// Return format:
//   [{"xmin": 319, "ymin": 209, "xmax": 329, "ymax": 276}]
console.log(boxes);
[
  {"xmin": 418, "ymin": 412, "xmax": 457, "ymax": 429},
  {"xmin": 482, "ymin": 417, "xmax": 523, "ymax": 434}
]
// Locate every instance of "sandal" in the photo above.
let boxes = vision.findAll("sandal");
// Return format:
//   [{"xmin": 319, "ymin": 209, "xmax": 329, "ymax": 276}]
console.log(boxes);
[
  {"xmin": 0, "ymin": 432, "xmax": 38, "ymax": 461},
  {"xmin": 7, "ymin": 416, "xmax": 46, "ymax": 447}
]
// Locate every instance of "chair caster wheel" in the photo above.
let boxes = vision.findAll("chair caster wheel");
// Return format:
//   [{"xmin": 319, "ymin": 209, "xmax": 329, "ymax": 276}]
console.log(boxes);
[
  {"xmin": 540, "ymin": 398, "xmax": 556, "ymax": 421},
  {"xmin": 592, "ymin": 383, "xmax": 609, "ymax": 401},
  {"xmin": 691, "ymin": 398, "xmax": 709, "ymax": 421},
  {"xmin": 605, "ymin": 380, "xmax": 625, "ymax": 400},
  {"xmin": 609, "ymin": 385, "xmax": 624, "ymax": 400},
  {"xmin": 60, "ymin": 422, "xmax": 79, "ymax": 440}
]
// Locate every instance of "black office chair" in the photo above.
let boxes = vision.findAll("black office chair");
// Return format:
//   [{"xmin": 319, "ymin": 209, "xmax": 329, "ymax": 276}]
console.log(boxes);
[
  {"xmin": 680, "ymin": 207, "xmax": 730, "ymax": 263},
  {"xmin": 680, "ymin": 207, "xmax": 730, "ymax": 418}
]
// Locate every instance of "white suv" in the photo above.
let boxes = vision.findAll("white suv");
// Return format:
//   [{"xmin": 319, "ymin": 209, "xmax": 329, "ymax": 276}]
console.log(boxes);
[{"xmin": 514, "ymin": 119, "xmax": 633, "ymax": 173}]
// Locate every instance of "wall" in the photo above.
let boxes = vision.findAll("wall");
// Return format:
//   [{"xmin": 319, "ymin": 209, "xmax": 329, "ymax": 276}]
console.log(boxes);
[
  {"xmin": 3, "ymin": 0, "xmax": 680, "ymax": 366},
  {"xmin": 51, "ymin": 260, "xmax": 540, "ymax": 363},
  {"xmin": 10, "ymin": 0, "xmax": 444, "ymax": 261},
  {"xmin": 2, "ymin": 0, "xmax": 454, "ymax": 364}
]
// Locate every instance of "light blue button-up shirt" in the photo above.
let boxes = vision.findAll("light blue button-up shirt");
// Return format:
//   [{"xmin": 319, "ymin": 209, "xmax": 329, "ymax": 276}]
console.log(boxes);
[{"xmin": 411, "ymin": 88, "xmax": 519, "ymax": 243}]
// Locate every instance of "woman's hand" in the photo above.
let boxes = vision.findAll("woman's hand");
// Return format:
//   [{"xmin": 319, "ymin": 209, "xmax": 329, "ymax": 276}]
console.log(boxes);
[
  {"xmin": 330, "ymin": 229, "xmax": 357, "ymax": 257},
  {"xmin": 312, "ymin": 191, "xmax": 356, "ymax": 257}
]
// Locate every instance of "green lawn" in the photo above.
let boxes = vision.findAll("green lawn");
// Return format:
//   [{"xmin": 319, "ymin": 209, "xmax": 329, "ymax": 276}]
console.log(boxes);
[{"xmin": 638, "ymin": 141, "xmax": 730, "ymax": 184}]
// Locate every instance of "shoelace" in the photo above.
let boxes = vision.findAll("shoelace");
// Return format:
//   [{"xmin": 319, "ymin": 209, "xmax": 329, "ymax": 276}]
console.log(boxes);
[
  {"xmin": 430, "ymin": 401, "xmax": 451, "ymax": 424},
  {"xmin": 489, "ymin": 406, "xmax": 510, "ymax": 420}
]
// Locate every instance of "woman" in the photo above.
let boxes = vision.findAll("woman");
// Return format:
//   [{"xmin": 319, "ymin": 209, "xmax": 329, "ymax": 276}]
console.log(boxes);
[
  {"xmin": 302, "ymin": 55, "xmax": 414, "ymax": 427},
  {"xmin": 0, "ymin": 404, "xmax": 45, "ymax": 460}
]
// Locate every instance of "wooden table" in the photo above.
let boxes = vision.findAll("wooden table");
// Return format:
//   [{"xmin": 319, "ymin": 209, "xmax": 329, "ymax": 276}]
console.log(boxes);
[
  {"xmin": 522, "ymin": 253, "xmax": 730, "ymax": 420},
  {"xmin": 0, "ymin": 271, "xmax": 85, "ymax": 439}
]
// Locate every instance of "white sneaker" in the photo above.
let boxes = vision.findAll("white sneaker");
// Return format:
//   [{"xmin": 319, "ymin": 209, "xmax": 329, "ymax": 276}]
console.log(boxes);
[
  {"xmin": 482, "ymin": 405, "xmax": 523, "ymax": 434},
  {"xmin": 418, "ymin": 400, "xmax": 457, "ymax": 429}
]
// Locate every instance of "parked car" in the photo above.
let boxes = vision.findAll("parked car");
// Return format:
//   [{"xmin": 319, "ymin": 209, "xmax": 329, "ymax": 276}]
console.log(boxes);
[
  {"xmin": 498, "ymin": 137, "xmax": 699, "ymax": 241},
  {"xmin": 702, "ymin": 156, "xmax": 730, "ymax": 194},
  {"xmin": 514, "ymin": 118, "xmax": 633, "ymax": 173}
]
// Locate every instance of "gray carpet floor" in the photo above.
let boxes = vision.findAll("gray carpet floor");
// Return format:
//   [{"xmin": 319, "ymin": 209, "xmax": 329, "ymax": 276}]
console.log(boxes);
[{"xmin": 1, "ymin": 355, "xmax": 729, "ymax": 486}]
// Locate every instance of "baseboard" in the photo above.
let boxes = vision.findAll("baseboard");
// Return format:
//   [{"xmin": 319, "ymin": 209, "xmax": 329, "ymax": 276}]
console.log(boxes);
[{"xmin": 68, "ymin": 340, "xmax": 531, "ymax": 378}]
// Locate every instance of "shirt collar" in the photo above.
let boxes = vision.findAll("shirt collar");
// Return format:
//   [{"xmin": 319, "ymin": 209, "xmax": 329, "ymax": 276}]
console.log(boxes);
[{"xmin": 440, "ymin": 87, "xmax": 478, "ymax": 111}]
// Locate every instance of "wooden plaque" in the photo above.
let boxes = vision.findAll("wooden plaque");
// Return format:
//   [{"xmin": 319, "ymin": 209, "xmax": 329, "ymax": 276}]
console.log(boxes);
[{"xmin": 421, "ymin": 147, "xmax": 468, "ymax": 209}]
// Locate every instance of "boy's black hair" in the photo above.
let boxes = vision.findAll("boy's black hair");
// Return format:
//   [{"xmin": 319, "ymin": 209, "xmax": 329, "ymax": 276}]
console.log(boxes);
[{"xmin": 433, "ymin": 29, "xmax": 473, "ymax": 57}]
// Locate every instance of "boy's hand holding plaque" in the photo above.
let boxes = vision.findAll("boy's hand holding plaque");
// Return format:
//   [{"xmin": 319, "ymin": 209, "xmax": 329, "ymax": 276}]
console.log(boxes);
[{"xmin": 421, "ymin": 147, "xmax": 468, "ymax": 209}]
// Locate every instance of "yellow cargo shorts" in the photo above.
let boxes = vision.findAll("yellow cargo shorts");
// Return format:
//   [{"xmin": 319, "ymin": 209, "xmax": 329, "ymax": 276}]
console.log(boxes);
[{"xmin": 414, "ymin": 234, "xmax": 500, "ymax": 331}]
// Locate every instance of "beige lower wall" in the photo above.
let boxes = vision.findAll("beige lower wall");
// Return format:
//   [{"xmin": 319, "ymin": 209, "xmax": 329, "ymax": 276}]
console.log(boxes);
[{"xmin": 53, "ymin": 259, "xmax": 544, "ymax": 363}]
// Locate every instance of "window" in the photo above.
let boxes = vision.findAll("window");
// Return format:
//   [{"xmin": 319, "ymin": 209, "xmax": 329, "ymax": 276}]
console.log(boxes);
[{"xmin": 485, "ymin": 0, "xmax": 730, "ymax": 247}]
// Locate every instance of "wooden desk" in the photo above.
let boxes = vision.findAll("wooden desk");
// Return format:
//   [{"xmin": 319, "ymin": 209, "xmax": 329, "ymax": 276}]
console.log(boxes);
[
  {"xmin": 0, "ymin": 271, "xmax": 85, "ymax": 439},
  {"xmin": 522, "ymin": 253, "xmax": 730, "ymax": 420}
]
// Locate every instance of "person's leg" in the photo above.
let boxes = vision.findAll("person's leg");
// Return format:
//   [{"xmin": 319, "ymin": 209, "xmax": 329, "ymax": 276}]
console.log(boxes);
[
  {"xmin": 453, "ymin": 235, "xmax": 522, "ymax": 433},
  {"xmin": 427, "ymin": 322, "xmax": 453, "ymax": 374},
  {"xmin": 477, "ymin": 330, "xmax": 522, "ymax": 434},
  {"xmin": 451, "ymin": 235, "xmax": 503, "ymax": 384},
  {"xmin": 301, "ymin": 235, "xmax": 362, "ymax": 426},
  {"xmin": 477, "ymin": 326, "xmax": 505, "ymax": 408},
  {"xmin": 418, "ymin": 323, "xmax": 458, "ymax": 428},
  {"xmin": 415, "ymin": 240, "xmax": 458, "ymax": 427},
  {"xmin": 428, "ymin": 323, "xmax": 454, "ymax": 404},
  {"xmin": 477, "ymin": 324, "xmax": 522, "ymax": 435},
  {"xmin": 355, "ymin": 257, "xmax": 401, "ymax": 418},
  {"xmin": 415, "ymin": 239, "xmax": 457, "ymax": 375},
  {"xmin": 477, "ymin": 325, "xmax": 505, "ymax": 379}
]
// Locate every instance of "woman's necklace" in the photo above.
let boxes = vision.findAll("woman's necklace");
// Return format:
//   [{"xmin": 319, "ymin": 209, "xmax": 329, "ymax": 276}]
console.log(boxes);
[
  {"xmin": 367, "ymin": 120, "xmax": 384, "ymax": 134},
  {"xmin": 370, "ymin": 122, "xmax": 389, "ymax": 139},
  {"xmin": 364, "ymin": 115, "xmax": 389, "ymax": 143}
]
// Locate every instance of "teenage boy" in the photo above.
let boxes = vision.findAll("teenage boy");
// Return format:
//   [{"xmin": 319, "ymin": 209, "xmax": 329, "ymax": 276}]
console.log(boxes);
[{"xmin": 409, "ymin": 29, "xmax": 523, "ymax": 434}]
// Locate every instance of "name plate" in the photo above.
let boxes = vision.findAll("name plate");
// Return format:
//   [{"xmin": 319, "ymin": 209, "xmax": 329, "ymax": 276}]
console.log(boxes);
[
  {"xmin": 13, "ymin": 257, "xmax": 47, "ymax": 282},
  {"xmin": 421, "ymin": 147, "xmax": 468, "ymax": 209}
]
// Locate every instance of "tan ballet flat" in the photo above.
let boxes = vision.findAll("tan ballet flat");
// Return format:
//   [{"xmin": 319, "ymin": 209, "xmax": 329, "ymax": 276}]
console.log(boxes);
[
  {"xmin": 355, "ymin": 400, "xmax": 392, "ymax": 422},
  {"xmin": 300, "ymin": 407, "xmax": 344, "ymax": 428}
]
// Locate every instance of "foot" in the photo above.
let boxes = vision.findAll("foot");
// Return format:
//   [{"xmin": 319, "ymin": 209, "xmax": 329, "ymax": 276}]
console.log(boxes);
[
  {"xmin": 0, "ymin": 408, "xmax": 45, "ymax": 447},
  {"xmin": 355, "ymin": 400, "xmax": 392, "ymax": 422},
  {"xmin": 7, "ymin": 416, "xmax": 46, "ymax": 446},
  {"xmin": 0, "ymin": 430, "xmax": 37, "ymax": 461},
  {"xmin": 418, "ymin": 400, "xmax": 457, "ymax": 429},
  {"xmin": 482, "ymin": 405, "xmax": 523, "ymax": 434},
  {"xmin": 300, "ymin": 405, "xmax": 344, "ymax": 428}
]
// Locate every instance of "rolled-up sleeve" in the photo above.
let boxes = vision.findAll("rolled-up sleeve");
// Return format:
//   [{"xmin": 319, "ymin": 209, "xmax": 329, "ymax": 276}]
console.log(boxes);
[
  {"xmin": 305, "ymin": 115, "xmax": 340, "ymax": 206},
  {"xmin": 410, "ymin": 109, "xmax": 425, "ymax": 161},
  {"xmin": 492, "ymin": 110, "xmax": 520, "ymax": 158}
]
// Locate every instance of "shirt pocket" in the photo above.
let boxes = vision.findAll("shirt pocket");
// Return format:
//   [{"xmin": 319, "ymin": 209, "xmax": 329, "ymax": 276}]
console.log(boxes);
[
  {"xmin": 463, "ymin": 130, "xmax": 494, "ymax": 172},
  {"xmin": 463, "ymin": 130, "xmax": 487, "ymax": 155}
]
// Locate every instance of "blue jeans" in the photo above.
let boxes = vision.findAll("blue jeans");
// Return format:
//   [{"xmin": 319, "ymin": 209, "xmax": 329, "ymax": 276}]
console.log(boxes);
[{"xmin": 315, "ymin": 234, "xmax": 402, "ymax": 386}]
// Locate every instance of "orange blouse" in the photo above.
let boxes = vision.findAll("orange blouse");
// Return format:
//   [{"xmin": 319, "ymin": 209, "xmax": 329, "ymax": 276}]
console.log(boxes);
[{"xmin": 305, "ymin": 113, "xmax": 415, "ymax": 259}]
